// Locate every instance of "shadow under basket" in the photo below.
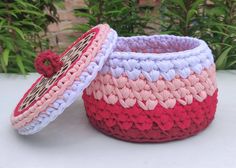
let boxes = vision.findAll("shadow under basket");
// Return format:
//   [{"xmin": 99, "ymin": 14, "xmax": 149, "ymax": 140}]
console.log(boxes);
[{"xmin": 82, "ymin": 35, "xmax": 218, "ymax": 143}]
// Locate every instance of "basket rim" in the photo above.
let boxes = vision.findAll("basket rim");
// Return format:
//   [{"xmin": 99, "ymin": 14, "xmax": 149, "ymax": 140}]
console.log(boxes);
[{"xmin": 111, "ymin": 35, "xmax": 209, "ymax": 61}]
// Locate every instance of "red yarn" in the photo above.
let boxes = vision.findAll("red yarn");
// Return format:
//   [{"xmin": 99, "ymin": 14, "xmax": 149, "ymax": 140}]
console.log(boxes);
[
  {"xmin": 83, "ymin": 90, "xmax": 218, "ymax": 142},
  {"xmin": 34, "ymin": 50, "xmax": 63, "ymax": 78}
]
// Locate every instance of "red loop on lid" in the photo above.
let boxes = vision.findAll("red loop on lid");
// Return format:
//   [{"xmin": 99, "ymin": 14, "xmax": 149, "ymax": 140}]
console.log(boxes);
[{"xmin": 34, "ymin": 50, "xmax": 63, "ymax": 78}]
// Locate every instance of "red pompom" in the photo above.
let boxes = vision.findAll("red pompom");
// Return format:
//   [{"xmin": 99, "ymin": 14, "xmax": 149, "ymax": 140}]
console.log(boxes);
[{"xmin": 34, "ymin": 50, "xmax": 63, "ymax": 78}]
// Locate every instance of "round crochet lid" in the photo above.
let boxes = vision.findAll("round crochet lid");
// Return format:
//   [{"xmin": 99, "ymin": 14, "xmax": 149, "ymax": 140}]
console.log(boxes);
[{"xmin": 11, "ymin": 24, "xmax": 117, "ymax": 135}]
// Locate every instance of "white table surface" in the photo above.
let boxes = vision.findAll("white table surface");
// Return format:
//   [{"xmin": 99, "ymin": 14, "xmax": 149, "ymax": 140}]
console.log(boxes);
[{"xmin": 0, "ymin": 71, "xmax": 236, "ymax": 168}]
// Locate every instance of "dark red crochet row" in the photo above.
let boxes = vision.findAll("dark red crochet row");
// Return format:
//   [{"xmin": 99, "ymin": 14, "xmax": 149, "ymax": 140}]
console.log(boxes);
[{"xmin": 83, "ymin": 90, "xmax": 218, "ymax": 142}]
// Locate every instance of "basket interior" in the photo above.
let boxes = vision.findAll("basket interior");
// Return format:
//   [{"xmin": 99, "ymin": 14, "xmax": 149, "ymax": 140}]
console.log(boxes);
[{"xmin": 114, "ymin": 36, "xmax": 200, "ymax": 54}]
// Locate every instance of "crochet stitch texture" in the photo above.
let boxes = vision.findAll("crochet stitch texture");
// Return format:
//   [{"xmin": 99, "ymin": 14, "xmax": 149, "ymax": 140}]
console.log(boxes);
[
  {"xmin": 13, "ymin": 24, "xmax": 118, "ymax": 135},
  {"xmin": 34, "ymin": 50, "xmax": 63, "ymax": 78},
  {"xmin": 83, "ymin": 35, "xmax": 218, "ymax": 142}
]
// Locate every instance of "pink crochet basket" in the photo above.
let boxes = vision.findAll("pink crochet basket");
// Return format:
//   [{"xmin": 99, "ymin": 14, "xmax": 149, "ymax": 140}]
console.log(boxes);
[
  {"xmin": 83, "ymin": 35, "xmax": 218, "ymax": 142},
  {"xmin": 11, "ymin": 24, "xmax": 218, "ymax": 143}
]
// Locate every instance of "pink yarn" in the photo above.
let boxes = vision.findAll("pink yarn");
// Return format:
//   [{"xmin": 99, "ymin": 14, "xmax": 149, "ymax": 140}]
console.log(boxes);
[
  {"xmin": 85, "ymin": 65, "xmax": 217, "ymax": 110},
  {"xmin": 12, "ymin": 24, "xmax": 114, "ymax": 129}
]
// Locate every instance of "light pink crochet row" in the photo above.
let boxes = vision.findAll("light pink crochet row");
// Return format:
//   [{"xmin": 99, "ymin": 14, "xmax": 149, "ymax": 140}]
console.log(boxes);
[
  {"xmin": 12, "ymin": 24, "xmax": 110, "ymax": 129},
  {"xmin": 85, "ymin": 65, "xmax": 217, "ymax": 110}
]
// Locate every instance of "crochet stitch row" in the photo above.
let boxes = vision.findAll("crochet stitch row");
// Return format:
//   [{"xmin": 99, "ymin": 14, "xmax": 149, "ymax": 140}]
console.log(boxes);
[
  {"xmin": 100, "ymin": 36, "xmax": 213, "ymax": 81},
  {"xmin": 85, "ymin": 65, "xmax": 217, "ymax": 110},
  {"xmin": 13, "ymin": 26, "xmax": 117, "ymax": 133},
  {"xmin": 83, "ymin": 90, "xmax": 218, "ymax": 142}
]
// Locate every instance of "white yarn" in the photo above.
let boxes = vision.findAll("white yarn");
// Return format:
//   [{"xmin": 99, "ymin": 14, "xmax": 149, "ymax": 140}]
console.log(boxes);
[{"xmin": 100, "ymin": 35, "xmax": 214, "ymax": 81}]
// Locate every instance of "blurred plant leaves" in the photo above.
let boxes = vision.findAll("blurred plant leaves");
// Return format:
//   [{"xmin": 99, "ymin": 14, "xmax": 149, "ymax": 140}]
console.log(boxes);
[
  {"xmin": 160, "ymin": 0, "xmax": 236, "ymax": 69},
  {"xmin": 74, "ymin": 0, "xmax": 154, "ymax": 36},
  {"xmin": 216, "ymin": 46, "xmax": 232, "ymax": 69},
  {"xmin": 16, "ymin": 55, "xmax": 26, "ymax": 74},
  {"xmin": 2, "ymin": 48, "xmax": 10, "ymax": 66},
  {"xmin": 0, "ymin": 0, "xmax": 59, "ymax": 74}
]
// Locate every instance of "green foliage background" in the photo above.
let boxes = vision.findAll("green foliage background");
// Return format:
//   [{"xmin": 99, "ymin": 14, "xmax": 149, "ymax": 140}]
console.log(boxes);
[
  {"xmin": 160, "ymin": 0, "xmax": 236, "ymax": 69},
  {"xmin": 73, "ymin": 0, "xmax": 153, "ymax": 36},
  {"xmin": 0, "ymin": 0, "xmax": 58, "ymax": 74}
]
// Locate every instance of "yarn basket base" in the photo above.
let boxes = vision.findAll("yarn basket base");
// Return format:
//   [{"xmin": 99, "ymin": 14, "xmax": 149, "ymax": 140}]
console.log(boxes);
[{"xmin": 83, "ymin": 90, "xmax": 218, "ymax": 143}]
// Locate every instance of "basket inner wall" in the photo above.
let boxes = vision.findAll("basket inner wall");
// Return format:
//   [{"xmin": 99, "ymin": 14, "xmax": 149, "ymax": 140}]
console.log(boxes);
[{"xmin": 114, "ymin": 36, "xmax": 200, "ymax": 54}]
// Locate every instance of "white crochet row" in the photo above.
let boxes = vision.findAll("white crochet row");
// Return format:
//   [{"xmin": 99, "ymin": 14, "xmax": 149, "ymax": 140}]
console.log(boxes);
[{"xmin": 100, "ymin": 35, "xmax": 213, "ymax": 81}]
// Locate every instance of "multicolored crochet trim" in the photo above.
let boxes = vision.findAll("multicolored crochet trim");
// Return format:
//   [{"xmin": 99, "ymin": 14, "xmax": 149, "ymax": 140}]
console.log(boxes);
[
  {"xmin": 85, "ymin": 65, "xmax": 216, "ymax": 110},
  {"xmin": 83, "ymin": 35, "xmax": 218, "ymax": 142},
  {"xmin": 12, "ymin": 24, "xmax": 118, "ymax": 135}
]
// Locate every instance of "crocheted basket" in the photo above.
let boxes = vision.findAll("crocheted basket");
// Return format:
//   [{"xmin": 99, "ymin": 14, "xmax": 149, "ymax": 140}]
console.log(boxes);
[{"xmin": 82, "ymin": 35, "xmax": 218, "ymax": 142}]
